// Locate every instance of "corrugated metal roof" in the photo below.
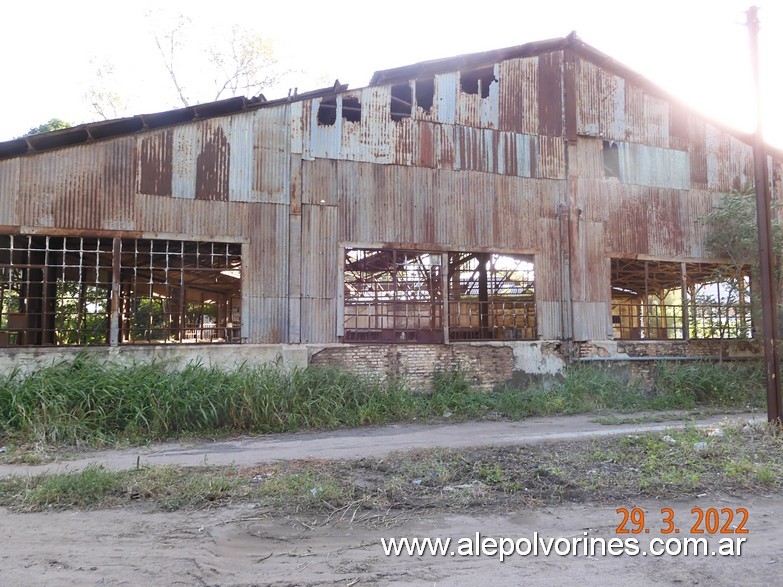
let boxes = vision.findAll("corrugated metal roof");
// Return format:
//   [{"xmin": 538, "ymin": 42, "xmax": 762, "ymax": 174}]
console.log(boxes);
[{"xmin": 3, "ymin": 33, "xmax": 780, "ymax": 164}]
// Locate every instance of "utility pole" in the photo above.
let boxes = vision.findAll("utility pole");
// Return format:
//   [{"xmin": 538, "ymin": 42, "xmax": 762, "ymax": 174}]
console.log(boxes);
[{"xmin": 746, "ymin": 6, "xmax": 783, "ymax": 423}]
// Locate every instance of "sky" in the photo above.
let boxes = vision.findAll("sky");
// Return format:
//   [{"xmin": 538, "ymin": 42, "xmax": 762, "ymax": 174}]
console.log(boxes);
[{"xmin": 2, "ymin": 0, "xmax": 782, "ymax": 148}]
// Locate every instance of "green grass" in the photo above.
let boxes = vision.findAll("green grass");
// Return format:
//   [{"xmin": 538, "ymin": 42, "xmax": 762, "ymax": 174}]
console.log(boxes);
[
  {"xmin": 0, "ymin": 356, "xmax": 765, "ymax": 453},
  {"xmin": 652, "ymin": 361, "xmax": 765, "ymax": 409},
  {"xmin": 3, "ymin": 422, "xmax": 781, "ymax": 513},
  {"xmin": 0, "ymin": 463, "xmax": 254, "ymax": 512},
  {"xmin": 0, "ymin": 356, "xmax": 418, "ymax": 448}
]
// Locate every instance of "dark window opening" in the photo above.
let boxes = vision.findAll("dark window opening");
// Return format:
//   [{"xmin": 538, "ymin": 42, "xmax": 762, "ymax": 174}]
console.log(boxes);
[
  {"xmin": 0, "ymin": 235, "xmax": 242, "ymax": 347},
  {"xmin": 317, "ymin": 97, "xmax": 337, "ymax": 126},
  {"xmin": 342, "ymin": 95, "xmax": 361, "ymax": 123},
  {"xmin": 610, "ymin": 258, "xmax": 752, "ymax": 340},
  {"xmin": 343, "ymin": 248, "xmax": 536, "ymax": 343},
  {"xmin": 460, "ymin": 67, "xmax": 496, "ymax": 99},
  {"xmin": 415, "ymin": 78, "xmax": 435, "ymax": 113},
  {"xmin": 602, "ymin": 140, "xmax": 620, "ymax": 179},
  {"xmin": 390, "ymin": 83, "xmax": 412, "ymax": 121}
]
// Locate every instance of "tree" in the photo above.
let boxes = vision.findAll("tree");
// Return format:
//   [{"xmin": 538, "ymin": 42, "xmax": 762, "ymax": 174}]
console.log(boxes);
[
  {"xmin": 86, "ymin": 15, "xmax": 285, "ymax": 119},
  {"xmin": 704, "ymin": 184, "xmax": 783, "ymax": 275},
  {"xmin": 150, "ymin": 18, "xmax": 283, "ymax": 107},
  {"xmin": 23, "ymin": 118, "xmax": 71, "ymax": 136},
  {"xmin": 85, "ymin": 61, "xmax": 128, "ymax": 121},
  {"xmin": 703, "ymin": 183, "xmax": 783, "ymax": 334},
  {"xmin": 206, "ymin": 26, "xmax": 280, "ymax": 103}
]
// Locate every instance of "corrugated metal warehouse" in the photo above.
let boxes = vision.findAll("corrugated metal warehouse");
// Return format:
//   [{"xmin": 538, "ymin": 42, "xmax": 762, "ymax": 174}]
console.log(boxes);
[{"xmin": 0, "ymin": 34, "xmax": 779, "ymax": 387}]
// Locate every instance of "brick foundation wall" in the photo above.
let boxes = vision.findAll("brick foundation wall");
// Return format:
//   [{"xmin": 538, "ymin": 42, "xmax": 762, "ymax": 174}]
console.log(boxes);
[
  {"xmin": 577, "ymin": 339, "xmax": 763, "ymax": 391},
  {"xmin": 576, "ymin": 339, "xmax": 762, "ymax": 359},
  {"xmin": 310, "ymin": 343, "xmax": 516, "ymax": 392},
  {"xmin": 615, "ymin": 339, "xmax": 762, "ymax": 358}
]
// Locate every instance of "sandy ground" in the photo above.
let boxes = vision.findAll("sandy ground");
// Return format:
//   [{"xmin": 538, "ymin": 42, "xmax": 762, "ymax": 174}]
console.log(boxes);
[
  {"xmin": 1, "ymin": 412, "xmax": 778, "ymax": 586},
  {"xmin": 0, "ymin": 494, "xmax": 780, "ymax": 586}
]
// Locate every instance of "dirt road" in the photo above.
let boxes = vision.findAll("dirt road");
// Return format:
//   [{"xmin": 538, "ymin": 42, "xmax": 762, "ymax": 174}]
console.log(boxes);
[
  {"xmin": 1, "ymin": 411, "xmax": 778, "ymax": 586},
  {"xmin": 1, "ymin": 495, "xmax": 779, "ymax": 586},
  {"xmin": 0, "ymin": 411, "xmax": 761, "ymax": 478}
]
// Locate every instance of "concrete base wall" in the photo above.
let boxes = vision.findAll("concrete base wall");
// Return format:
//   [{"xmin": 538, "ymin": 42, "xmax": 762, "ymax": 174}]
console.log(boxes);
[
  {"xmin": 0, "ymin": 339, "xmax": 761, "ymax": 392},
  {"xmin": 0, "ymin": 344, "xmax": 310, "ymax": 377},
  {"xmin": 576, "ymin": 339, "xmax": 763, "ymax": 391}
]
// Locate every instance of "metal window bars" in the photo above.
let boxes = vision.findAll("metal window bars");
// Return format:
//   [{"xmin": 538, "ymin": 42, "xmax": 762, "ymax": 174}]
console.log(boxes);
[
  {"xmin": 0, "ymin": 234, "xmax": 242, "ymax": 347},
  {"xmin": 343, "ymin": 248, "xmax": 536, "ymax": 342},
  {"xmin": 610, "ymin": 259, "xmax": 753, "ymax": 340}
]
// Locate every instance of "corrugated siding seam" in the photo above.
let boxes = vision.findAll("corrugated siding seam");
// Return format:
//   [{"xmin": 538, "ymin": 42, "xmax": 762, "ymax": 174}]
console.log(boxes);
[
  {"xmin": 171, "ymin": 124, "xmax": 199, "ymax": 199},
  {"xmin": 0, "ymin": 158, "xmax": 20, "ymax": 225}
]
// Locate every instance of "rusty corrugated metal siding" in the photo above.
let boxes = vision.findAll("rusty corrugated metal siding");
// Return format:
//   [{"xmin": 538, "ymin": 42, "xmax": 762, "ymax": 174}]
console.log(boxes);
[
  {"xmin": 618, "ymin": 143, "xmax": 690, "ymax": 190},
  {"xmin": 300, "ymin": 203, "xmax": 337, "ymax": 300},
  {"xmin": 17, "ymin": 140, "xmax": 136, "ymax": 230},
  {"xmin": 300, "ymin": 297, "xmax": 337, "ymax": 343},
  {"xmin": 1, "ymin": 37, "xmax": 779, "ymax": 350},
  {"xmin": 572, "ymin": 302, "xmax": 612, "ymax": 340},
  {"xmin": 138, "ymin": 129, "xmax": 173, "ymax": 196},
  {"xmin": 688, "ymin": 118, "xmax": 709, "ymax": 189},
  {"xmin": 537, "ymin": 51, "xmax": 563, "ymax": 136},
  {"xmin": 0, "ymin": 158, "xmax": 20, "ymax": 226},
  {"xmin": 243, "ymin": 296, "xmax": 288, "ymax": 343},
  {"xmin": 242, "ymin": 203, "xmax": 289, "ymax": 299},
  {"xmin": 498, "ymin": 57, "xmax": 539, "ymax": 134}
]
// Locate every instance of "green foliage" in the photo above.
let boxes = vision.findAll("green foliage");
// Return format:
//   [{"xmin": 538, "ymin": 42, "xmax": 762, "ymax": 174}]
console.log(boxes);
[
  {"xmin": 703, "ymin": 184, "xmax": 783, "ymax": 301},
  {"xmin": 0, "ymin": 357, "xmax": 419, "ymax": 446},
  {"xmin": 23, "ymin": 118, "xmax": 71, "ymax": 137},
  {"xmin": 8, "ymin": 464, "xmax": 124, "ymax": 510},
  {"xmin": 652, "ymin": 361, "xmax": 765, "ymax": 408},
  {"xmin": 53, "ymin": 281, "xmax": 109, "ymax": 345},
  {"xmin": 3, "ymin": 422, "xmax": 783, "ymax": 513},
  {"xmin": 427, "ymin": 368, "xmax": 496, "ymax": 419},
  {"xmin": 0, "ymin": 358, "xmax": 765, "ymax": 451}
]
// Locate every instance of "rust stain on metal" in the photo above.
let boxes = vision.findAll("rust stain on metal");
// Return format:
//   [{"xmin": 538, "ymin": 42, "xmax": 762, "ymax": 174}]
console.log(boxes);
[
  {"xmin": 196, "ymin": 125, "xmax": 230, "ymax": 201},
  {"xmin": 498, "ymin": 57, "xmax": 538, "ymax": 133},
  {"xmin": 437, "ymin": 124, "xmax": 455, "ymax": 169},
  {"xmin": 563, "ymin": 49, "xmax": 578, "ymax": 142},
  {"xmin": 289, "ymin": 155, "xmax": 302, "ymax": 215},
  {"xmin": 393, "ymin": 119, "xmax": 414, "ymax": 166},
  {"xmin": 139, "ymin": 129, "xmax": 173, "ymax": 196},
  {"xmin": 416, "ymin": 122, "xmax": 435, "ymax": 168},
  {"xmin": 537, "ymin": 51, "xmax": 563, "ymax": 136},
  {"xmin": 669, "ymin": 104, "xmax": 689, "ymax": 150}
]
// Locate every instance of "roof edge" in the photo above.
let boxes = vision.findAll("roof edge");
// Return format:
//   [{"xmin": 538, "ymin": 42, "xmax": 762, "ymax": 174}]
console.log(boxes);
[{"xmin": 0, "ymin": 83, "xmax": 349, "ymax": 160}]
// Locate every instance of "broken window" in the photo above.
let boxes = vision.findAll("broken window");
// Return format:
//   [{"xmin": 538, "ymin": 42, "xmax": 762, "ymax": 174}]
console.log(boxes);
[
  {"xmin": 341, "ymin": 95, "xmax": 361, "ymax": 123},
  {"xmin": 343, "ymin": 248, "xmax": 536, "ymax": 343},
  {"xmin": 415, "ymin": 78, "xmax": 435, "ymax": 113},
  {"xmin": 0, "ymin": 236, "xmax": 113, "ymax": 346},
  {"xmin": 343, "ymin": 249, "xmax": 444, "ymax": 343},
  {"xmin": 317, "ymin": 97, "xmax": 337, "ymax": 126},
  {"xmin": 119, "ymin": 239, "xmax": 242, "ymax": 344},
  {"xmin": 602, "ymin": 140, "xmax": 620, "ymax": 179},
  {"xmin": 448, "ymin": 253, "xmax": 536, "ymax": 340},
  {"xmin": 460, "ymin": 67, "xmax": 496, "ymax": 99},
  {"xmin": 610, "ymin": 259, "xmax": 752, "ymax": 340},
  {"xmin": 390, "ymin": 83, "xmax": 412, "ymax": 121},
  {"xmin": 0, "ymin": 234, "xmax": 242, "ymax": 347}
]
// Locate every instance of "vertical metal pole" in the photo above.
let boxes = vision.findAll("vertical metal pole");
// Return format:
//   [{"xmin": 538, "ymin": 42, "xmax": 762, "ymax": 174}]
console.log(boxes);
[
  {"xmin": 478, "ymin": 253, "xmax": 490, "ymax": 339},
  {"xmin": 110, "ymin": 238, "xmax": 120, "ymax": 347},
  {"xmin": 442, "ymin": 253, "xmax": 450, "ymax": 344},
  {"xmin": 747, "ymin": 6, "xmax": 782, "ymax": 423},
  {"xmin": 681, "ymin": 262, "xmax": 689, "ymax": 340}
]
